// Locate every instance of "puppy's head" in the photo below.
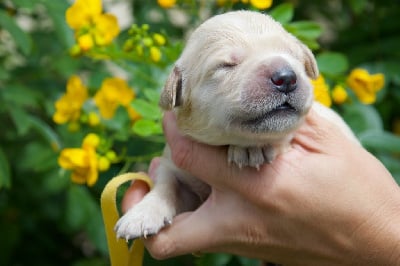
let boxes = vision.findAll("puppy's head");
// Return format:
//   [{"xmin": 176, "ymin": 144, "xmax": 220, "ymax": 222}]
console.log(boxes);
[{"xmin": 160, "ymin": 11, "xmax": 318, "ymax": 146}]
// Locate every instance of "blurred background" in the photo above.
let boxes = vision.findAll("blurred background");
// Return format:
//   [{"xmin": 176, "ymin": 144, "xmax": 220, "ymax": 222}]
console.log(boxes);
[{"xmin": 0, "ymin": 0, "xmax": 399, "ymax": 265}]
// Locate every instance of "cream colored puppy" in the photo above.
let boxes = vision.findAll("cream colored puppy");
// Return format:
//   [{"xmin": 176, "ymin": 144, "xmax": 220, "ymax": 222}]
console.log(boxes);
[{"xmin": 115, "ymin": 11, "xmax": 357, "ymax": 240}]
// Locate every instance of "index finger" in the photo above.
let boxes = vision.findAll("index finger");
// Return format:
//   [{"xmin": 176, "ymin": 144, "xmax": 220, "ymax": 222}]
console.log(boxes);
[{"xmin": 163, "ymin": 112, "xmax": 259, "ymax": 189}]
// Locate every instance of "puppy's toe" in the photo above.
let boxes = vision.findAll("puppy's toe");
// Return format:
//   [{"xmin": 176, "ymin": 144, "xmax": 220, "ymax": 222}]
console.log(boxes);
[
  {"xmin": 228, "ymin": 145, "xmax": 276, "ymax": 169},
  {"xmin": 248, "ymin": 147, "xmax": 266, "ymax": 169},
  {"xmin": 262, "ymin": 145, "xmax": 276, "ymax": 163},
  {"xmin": 228, "ymin": 145, "xmax": 248, "ymax": 168},
  {"xmin": 114, "ymin": 198, "xmax": 175, "ymax": 240}
]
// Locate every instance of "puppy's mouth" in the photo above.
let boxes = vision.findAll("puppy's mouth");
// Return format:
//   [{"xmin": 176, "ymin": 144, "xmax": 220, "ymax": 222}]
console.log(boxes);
[
  {"xmin": 272, "ymin": 102, "xmax": 296, "ymax": 112},
  {"xmin": 241, "ymin": 102, "xmax": 298, "ymax": 126}
]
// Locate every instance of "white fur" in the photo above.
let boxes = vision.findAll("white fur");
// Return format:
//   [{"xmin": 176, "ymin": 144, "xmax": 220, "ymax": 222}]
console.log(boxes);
[{"xmin": 115, "ymin": 11, "xmax": 357, "ymax": 240}]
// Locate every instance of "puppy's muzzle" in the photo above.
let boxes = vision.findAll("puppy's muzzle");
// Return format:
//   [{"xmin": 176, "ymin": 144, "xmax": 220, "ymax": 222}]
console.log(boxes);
[{"xmin": 271, "ymin": 68, "xmax": 297, "ymax": 94}]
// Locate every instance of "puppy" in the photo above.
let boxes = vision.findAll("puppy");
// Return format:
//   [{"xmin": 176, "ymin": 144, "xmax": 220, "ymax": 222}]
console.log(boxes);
[{"xmin": 115, "ymin": 11, "xmax": 357, "ymax": 240}]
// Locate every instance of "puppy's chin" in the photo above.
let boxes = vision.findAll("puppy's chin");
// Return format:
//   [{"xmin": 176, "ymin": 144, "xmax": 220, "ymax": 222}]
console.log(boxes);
[{"xmin": 234, "ymin": 105, "xmax": 303, "ymax": 134}]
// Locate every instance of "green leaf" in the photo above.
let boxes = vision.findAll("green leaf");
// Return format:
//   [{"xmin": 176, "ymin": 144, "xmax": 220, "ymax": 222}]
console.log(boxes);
[
  {"xmin": 316, "ymin": 52, "xmax": 349, "ymax": 77},
  {"xmin": 143, "ymin": 89, "xmax": 160, "ymax": 104},
  {"xmin": 359, "ymin": 130, "xmax": 400, "ymax": 153},
  {"xmin": 132, "ymin": 119, "xmax": 162, "ymax": 137},
  {"xmin": 0, "ymin": 147, "xmax": 11, "ymax": 189},
  {"xmin": 269, "ymin": 3, "xmax": 294, "ymax": 24},
  {"xmin": 0, "ymin": 10, "xmax": 32, "ymax": 55},
  {"xmin": 66, "ymin": 185, "xmax": 107, "ymax": 255},
  {"xmin": 85, "ymin": 203, "xmax": 108, "ymax": 255},
  {"xmin": 18, "ymin": 142, "xmax": 57, "ymax": 172},
  {"xmin": 12, "ymin": 0, "xmax": 36, "ymax": 10},
  {"xmin": 237, "ymin": 257, "xmax": 261, "ymax": 266},
  {"xmin": 29, "ymin": 116, "xmax": 62, "ymax": 151},
  {"xmin": 131, "ymin": 99, "xmax": 161, "ymax": 120},
  {"xmin": 41, "ymin": 0, "xmax": 74, "ymax": 48},
  {"xmin": 301, "ymin": 39, "xmax": 320, "ymax": 51},
  {"xmin": 195, "ymin": 253, "xmax": 232, "ymax": 266},
  {"xmin": 341, "ymin": 104, "xmax": 383, "ymax": 134},
  {"xmin": 9, "ymin": 107, "xmax": 31, "ymax": 136},
  {"xmin": 66, "ymin": 186, "xmax": 91, "ymax": 230},
  {"xmin": 1, "ymin": 83, "xmax": 40, "ymax": 108},
  {"xmin": 349, "ymin": 0, "xmax": 368, "ymax": 14},
  {"xmin": 285, "ymin": 21, "xmax": 322, "ymax": 40}
]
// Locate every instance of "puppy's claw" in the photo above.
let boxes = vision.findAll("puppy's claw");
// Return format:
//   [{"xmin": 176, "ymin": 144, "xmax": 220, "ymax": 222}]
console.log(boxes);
[{"xmin": 164, "ymin": 217, "xmax": 172, "ymax": 226}]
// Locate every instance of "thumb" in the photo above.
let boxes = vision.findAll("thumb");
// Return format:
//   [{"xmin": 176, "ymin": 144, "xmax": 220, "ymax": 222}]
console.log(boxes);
[
  {"xmin": 293, "ymin": 103, "xmax": 357, "ymax": 153},
  {"xmin": 143, "ymin": 196, "xmax": 222, "ymax": 259}
]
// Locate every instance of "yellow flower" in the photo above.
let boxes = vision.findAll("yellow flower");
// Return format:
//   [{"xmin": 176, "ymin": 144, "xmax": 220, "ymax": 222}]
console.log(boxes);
[
  {"xmin": 157, "ymin": 0, "xmax": 176, "ymax": 8},
  {"xmin": 82, "ymin": 133, "xmax": 101, "ymax": 149},
  {"xmin": 347, "ymin": 68, "xmax": 384, "ymax": 104},
  {"xmin": 153, "ymin": 33, "xmax": 166, "ymax": 46},
  {"xmin": 97, "ymin": 156, "xmax": 111, "ymax": 171},
  {"xmin": 53, "ymin": 75, "xmax": 88, "ymax": 124},
  {"xmin": 58, "ymin": 146, "xmax": 98, "ymax": 186},
  {"xmin": 77, "ymin": 33, "xmax": 94, "ymax": 51},
  {"xmin": 58, "ymin": 133, "xmax": 103, "ymax": 186},
  {"xmin": 94, "ymin": 77, "xmax": 135, "ymax": 119},
  {"xmin": 331, "ymin": 85, "xmax": 348, "ymax": 105},
  {"xmin": 311, "ymin": 75, "xmax": 332, "ymax": 107},
  {"xmin": 150, "ymin": 46, "xmax": 162, "ymax": 62},
  {"xmin": 66, "ymin": 0, "xmax": 120, "ymax": 51},
  {"xmin": 66, "ymin": 0, "xmax": 102, "ymax": 29},
  {"xmin": 105, "ymin": 150, "xmax": 117, "ymax": 162},
  {"xmin": 249, "ymin": 0, "xmax": 273, "ymax": 9},
  {"xmin": 88, "ymin": 112, "xmax": 100, "ymax": 126}
]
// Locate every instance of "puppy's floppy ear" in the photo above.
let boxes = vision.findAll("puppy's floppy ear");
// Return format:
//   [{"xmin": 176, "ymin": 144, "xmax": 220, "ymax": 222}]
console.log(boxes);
[
  {"xmin": 159, "ymin": 66, "xmax": 183, "ymax": 110},
  {"xmin": 299, "ymin": 42, "xmax": 319, "ymax": 80}
]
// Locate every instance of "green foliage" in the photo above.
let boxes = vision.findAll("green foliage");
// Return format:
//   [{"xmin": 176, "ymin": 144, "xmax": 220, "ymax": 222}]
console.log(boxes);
[
  {"xmin": 1, "ymin": 0, "xmax": 400, "ymax": 265},
  {"xmin": 316, "ymin": 52, "xmax": 349, "ymax": 77},
  {"xmin": 0, "ymin": 10, "xmax": 32, "ymax": 55}
]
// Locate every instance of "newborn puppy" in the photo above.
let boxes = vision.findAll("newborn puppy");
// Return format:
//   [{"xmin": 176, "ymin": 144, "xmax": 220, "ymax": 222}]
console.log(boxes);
[{"xmin": 115, "ymin": 11, "xmax": 356, "ymax": 240}]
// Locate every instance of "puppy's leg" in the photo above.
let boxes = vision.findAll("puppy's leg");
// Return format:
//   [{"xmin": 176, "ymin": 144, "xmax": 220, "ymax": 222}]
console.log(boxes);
[{"xmin": 114, "ymin": 163, "xmax": 180, "ymax": 240}]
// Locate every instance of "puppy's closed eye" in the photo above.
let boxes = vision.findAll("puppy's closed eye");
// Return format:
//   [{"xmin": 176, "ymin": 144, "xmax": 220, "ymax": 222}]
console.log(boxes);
[{"xmin": 218, "ymin": 61, "xmax": 238, "ymax": 69}]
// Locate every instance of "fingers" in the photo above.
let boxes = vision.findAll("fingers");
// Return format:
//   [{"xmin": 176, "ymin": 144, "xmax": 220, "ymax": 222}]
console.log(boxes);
[
  {"xmin": 121, "ymin": 180, "xmax": 150, "ymax": 213},
  {"xmin": 162, "ymin": 112, "xmax": 258, "ymax": 189},
  {"xmin": 121, "ymin": 157, "xmax": 161, "ymax": 213},
  {"xmin": 162, "ymin": 112, "xmax": 227, "ymax": 185}
]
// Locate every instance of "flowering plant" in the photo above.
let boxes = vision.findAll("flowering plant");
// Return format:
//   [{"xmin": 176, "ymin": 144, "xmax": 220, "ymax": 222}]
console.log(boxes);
[{"xmin": 1, "ymin": 0, "xmax": 400, "ymax": 265}]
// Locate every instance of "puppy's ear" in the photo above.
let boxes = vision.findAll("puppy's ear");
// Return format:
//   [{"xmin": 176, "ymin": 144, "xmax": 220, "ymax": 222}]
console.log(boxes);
[
  {"xmin": 300, "ymin": 42, "xmax": 319, "ymax": 80},
  {"xmin": 159, "ymin": 66, "xmax": 183, "ymax": 110}
]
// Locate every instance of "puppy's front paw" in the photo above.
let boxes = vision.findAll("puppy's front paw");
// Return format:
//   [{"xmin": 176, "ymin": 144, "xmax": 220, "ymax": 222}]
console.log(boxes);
[
  {"xmin": 114, "ymin": 195, "xmax": 175, "ymax": 241},
  {"xmin": 228, "ymin": 145, "xmax": 275, "ymax": 169}
]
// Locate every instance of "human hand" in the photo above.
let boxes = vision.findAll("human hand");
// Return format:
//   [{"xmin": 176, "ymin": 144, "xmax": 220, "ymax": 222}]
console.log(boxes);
[{"xmin": 123, "ymin": 110, "xmax": 400, "ymax": 265}]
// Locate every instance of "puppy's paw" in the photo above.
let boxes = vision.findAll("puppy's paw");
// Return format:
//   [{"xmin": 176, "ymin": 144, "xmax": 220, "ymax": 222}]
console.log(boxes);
[
  {"xmin": 228, "ymin": 145, "xmax": 275, "ymax": 169},
  {"xmin": 114, "ymin": 195, "xmax": 175, "ymax": 241}
]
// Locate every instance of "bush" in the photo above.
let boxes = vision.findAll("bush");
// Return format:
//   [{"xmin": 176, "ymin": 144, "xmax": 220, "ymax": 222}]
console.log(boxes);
[{"xmin": 0, "ymin": 0, "xmax": 399, "ymax": 265}]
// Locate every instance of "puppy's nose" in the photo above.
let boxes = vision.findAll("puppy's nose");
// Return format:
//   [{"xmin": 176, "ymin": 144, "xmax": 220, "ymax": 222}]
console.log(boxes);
[{"xmin": 271, "ymin": 69, "xmax": 297, "ymax": 93}]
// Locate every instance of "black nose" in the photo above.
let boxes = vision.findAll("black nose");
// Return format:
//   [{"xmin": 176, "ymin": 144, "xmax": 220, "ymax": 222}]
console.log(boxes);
[{"xmin": 271, "ymin": 69, "xmax": 297, "ymax": 93}]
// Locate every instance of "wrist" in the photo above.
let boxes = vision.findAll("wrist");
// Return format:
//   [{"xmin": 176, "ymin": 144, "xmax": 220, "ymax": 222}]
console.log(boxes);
[{"xmin": 352, "ymin": 195, "xmax": 400, "ymax": 265}]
